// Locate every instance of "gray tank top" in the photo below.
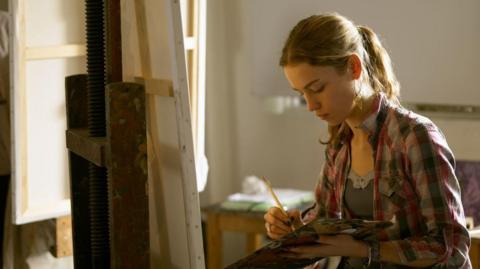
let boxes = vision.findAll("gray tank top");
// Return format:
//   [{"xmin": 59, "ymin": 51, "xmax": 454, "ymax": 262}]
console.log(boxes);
[
  {"xmin": 344, "ymin": 169, "xmax": 374, "ymax": 219},
  {"xmin": 341, "ymin": 169, "xmax": 374, "ymax": 268}
]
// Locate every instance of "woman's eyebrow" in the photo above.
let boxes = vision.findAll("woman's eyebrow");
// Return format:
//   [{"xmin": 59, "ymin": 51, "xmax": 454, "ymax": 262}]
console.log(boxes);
[
  {"xmin": 291, "ymin": 78, "xmax": 322, "ymax": 92},
  {"xmin": 303, "ymin": 79, "xmax": 321, "ymax": 90},
  {"xmin": 291, "ymin": 88, "xmax": 302, "ymax": 94}
]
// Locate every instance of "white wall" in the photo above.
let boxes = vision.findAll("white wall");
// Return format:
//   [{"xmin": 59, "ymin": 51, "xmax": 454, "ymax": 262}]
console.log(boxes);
[
  {"xmin": 244, "ymin": 0, "xmax": 480, "ymax": 105},
  {"xmin": 202, "ymin": 0, "xmax": 326, "ymax": 265},
  {"xmin": 202, "ymin": 0, "xmax": 325, "ymax": 207},
  {"xmin": 203, "ymin": 0, "xmax": 480, "ymax": 266}
]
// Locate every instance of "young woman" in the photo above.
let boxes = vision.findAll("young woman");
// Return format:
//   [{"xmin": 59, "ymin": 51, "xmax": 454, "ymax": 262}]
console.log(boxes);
[{"xmin": 263, "ymin": 13, "xmax": 471, "ymax": 268}]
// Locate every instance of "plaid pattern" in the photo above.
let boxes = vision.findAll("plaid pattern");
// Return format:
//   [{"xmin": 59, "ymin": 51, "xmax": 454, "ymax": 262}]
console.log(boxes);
[{"xmin": 303, "ymin": 94, "xmax": 471, "ymax": 268}]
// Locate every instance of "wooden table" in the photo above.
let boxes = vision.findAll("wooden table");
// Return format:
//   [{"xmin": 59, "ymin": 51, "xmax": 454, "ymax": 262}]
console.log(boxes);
[
  {"xmin": 470, "ymin": 230, "xmax": 480, "ymax": 268},
  {"xmin": 203, "ymin": 205, "xmax": 267, "ymax": 269}
]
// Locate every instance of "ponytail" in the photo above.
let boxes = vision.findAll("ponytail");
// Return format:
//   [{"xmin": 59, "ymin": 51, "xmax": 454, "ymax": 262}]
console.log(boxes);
[{"xmin": 357, "ymin": 25, "xmax": 400, "ymax": 105}]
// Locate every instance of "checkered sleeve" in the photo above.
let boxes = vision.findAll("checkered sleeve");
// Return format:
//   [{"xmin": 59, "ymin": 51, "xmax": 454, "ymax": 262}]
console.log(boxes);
[{"xmin": 391, "ymin": 120, "xmax": 471, "ymax": 268}]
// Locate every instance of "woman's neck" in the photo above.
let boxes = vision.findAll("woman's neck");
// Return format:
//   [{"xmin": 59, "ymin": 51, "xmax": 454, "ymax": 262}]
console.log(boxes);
[{"xmin": 345, "ymin": 93, "xmax": 376, "ymax": 143}]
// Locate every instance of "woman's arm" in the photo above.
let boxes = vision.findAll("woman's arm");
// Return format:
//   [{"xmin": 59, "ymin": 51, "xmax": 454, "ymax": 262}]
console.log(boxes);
[
  {"xmin": 396, "ymin": 121, "xmax": 471, "ymax": 267},
  {"xmin": 286, "ymin": 234, "xmax": 438, "ymax": 267},
  {"xmin": 379, "ymin": 241, "xmax": 437, "ymax": 267}
]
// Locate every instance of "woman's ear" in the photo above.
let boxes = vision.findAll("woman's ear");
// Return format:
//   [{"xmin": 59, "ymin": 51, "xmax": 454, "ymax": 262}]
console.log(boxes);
[{"xmin": 348, "ymin": 54, "xmax": 362, "ymax": 80}]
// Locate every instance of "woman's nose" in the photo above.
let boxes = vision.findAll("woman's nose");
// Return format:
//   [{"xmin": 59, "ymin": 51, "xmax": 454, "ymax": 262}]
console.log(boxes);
[{"xmin": 304, "ymin": 94, "xmax": 320, "ymax": 111}]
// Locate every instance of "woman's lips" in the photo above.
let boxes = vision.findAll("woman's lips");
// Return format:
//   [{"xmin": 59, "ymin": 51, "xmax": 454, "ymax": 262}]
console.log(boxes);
[{"xmin": 317, "ymin": 113, "xmax": 329, "ymax": 120}]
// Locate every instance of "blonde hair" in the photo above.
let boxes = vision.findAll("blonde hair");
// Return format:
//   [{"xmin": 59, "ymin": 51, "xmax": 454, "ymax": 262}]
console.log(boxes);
[{"xmin": 279, "ymin": 13, "xmax": 400, "ymax": 145}]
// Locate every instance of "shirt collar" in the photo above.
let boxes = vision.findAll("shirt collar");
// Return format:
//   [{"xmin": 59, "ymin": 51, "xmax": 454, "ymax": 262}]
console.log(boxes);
[{"xmin": 357, "ymin": 93, "xmax": 388, "ymax": 141}]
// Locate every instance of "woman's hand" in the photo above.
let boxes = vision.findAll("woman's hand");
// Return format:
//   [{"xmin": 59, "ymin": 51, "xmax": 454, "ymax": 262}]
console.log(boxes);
[
  {"xmin": 284, "ymin": 234, "xmax": 369, "ymax": 259},
  {"xmin": 263, "ymin": 207, "xmax": 301, "ymax": 240}
]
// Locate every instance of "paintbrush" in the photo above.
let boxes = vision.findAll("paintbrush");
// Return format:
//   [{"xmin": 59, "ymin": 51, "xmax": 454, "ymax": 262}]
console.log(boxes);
[{"xmin": 260, "ymin": 176, "xmax": 296, "ymax": 231}]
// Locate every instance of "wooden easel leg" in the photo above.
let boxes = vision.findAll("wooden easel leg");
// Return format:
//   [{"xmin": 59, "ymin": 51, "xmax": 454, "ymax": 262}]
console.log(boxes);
[
  {"xmin": 106, "ymin": 82, "xmax": 149, "ymax": 268},
  {"xmin": 51, "ymin": 216, "xmax": 73, "ymax": 258},
  {"xmin": 471, "ymin": 240, "xmax": 479, "ymax": 269},
  {"xmin": 207, "ymin": 212, "xmax": 222, "ymax": 269},
  {"xmin": 246, "ymin": 233, "xmax": 263, "ymax": 254}
]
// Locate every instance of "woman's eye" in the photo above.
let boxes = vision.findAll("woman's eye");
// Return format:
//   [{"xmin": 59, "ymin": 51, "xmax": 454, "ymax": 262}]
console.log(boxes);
[{"xmin": 313, "ymin": 85, "xmax": 325, "ymax": 93}]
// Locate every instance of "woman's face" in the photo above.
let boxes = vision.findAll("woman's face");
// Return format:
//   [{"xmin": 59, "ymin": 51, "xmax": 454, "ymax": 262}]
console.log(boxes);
[{"xmin": 283, "ymin": 62, "xmax": 357, "ymax": 126}]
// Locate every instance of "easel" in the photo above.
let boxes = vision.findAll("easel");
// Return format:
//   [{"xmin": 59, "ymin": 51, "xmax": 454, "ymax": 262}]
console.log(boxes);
[
  {"xmin": 65, "ymin": 0, "xmax": 205, "ymax": 268},
  {"xmin": 65, "ymin": 0, "xmax": 149, "ymax": 267}
]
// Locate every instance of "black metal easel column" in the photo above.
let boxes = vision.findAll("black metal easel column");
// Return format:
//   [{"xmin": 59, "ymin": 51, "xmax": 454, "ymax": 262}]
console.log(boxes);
[{"xmin": 85, "ymin": 0, "xmax": 110, "ymax": 267}]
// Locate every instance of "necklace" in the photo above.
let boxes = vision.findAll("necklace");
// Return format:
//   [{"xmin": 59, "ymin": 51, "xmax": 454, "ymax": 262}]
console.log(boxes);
[{"xmin": 349, "ymin": 170, "xmax": 374, "ymax": 189}]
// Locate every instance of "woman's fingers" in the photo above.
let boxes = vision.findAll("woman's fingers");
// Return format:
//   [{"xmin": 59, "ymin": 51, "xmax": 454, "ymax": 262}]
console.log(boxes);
[
  {"xmin": 264, "ymin": 207, "xmax": 293, "ymax": 237},
  {"xmin": 287, "ymin": 209, "xmax": 303, "ymax": 227},
  {"xmin": 265, "ymin": 222, "xmax": 287, "ymax": 240},
  {"xmin": 264, "ymin": 207, "xmax": 291, "ymax": 229},
  {"xmin": 268, "ymin": 206, "xmax": 290, "ymax": 221},
  {"xmin": 264, "ymin": 214, "xmax": 291, "ymax": 234},
  {"xmin": 264, "ymin": 222, "xmax": 287, "ymax": 239}
]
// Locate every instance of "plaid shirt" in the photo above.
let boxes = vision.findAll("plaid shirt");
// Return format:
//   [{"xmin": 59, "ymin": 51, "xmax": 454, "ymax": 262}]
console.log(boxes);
[{"xmin": 303, "ymin": 93, "xmax": 471, "ymax": 268}]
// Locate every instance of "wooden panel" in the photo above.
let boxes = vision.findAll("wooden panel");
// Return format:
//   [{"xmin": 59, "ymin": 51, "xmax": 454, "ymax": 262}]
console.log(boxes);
[
  {"xmin": 203, "ymin": 207, "xmax": 266, "ymax": 269},
  {"xmin": 246, "ymin": 233, "xmax": 264, "ymax": 254},
  {"xmin": 26, "ymin": 44, "xmax": 86, "ymax": 60},
  {"xmin": 218, "ymin": 214, "xmax": 265, "ymax": 233},
  {"xmin": 66, "ymin": 129, "xmax": 107, "ymax": 167},
  {"xmin": 135, "ymin": 77, "xmax": 174, "ymax": 97},
  {"xmin": 120, "ymin": 0, "xmax": 205, "ymax": 267},
  {"xmin": 470, "ymin": 230, "xmax": 480, "ymax": 269},
  {"xmin": 106, "ymin": 82, "xmax": 149, "ymax": 268},
  {"xmin": 471, "ymin": 241, "xmax": 479, "ymax": 269},
  {"xmin": 52, "ymin": 215, "xmax": 73, "ymax": 258},
  {"xmin": 206, "ymin": 212, "xmax": 222, "ymax": 269}
]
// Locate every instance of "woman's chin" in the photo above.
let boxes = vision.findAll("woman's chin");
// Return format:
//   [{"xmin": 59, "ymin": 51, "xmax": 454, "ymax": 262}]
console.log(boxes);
[{"xmin": 325, "ymin": 118, "xmax": 342, "ymax": 126}]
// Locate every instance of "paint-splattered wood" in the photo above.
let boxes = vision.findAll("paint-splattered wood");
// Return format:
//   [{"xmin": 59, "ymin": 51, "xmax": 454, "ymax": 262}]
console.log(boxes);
[
  {"xmin": 66, "ymin": 129, "xmax": 107, "ymax": 167},
  {"xmin": 106, "ymin": 82, "xmax": 149, "ymax": 268}
]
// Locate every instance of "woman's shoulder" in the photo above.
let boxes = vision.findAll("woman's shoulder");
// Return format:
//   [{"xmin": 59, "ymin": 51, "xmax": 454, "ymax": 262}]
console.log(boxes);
[{"xmin": 385, "ymin": 104, "xmax": 446, "ymax": 146}]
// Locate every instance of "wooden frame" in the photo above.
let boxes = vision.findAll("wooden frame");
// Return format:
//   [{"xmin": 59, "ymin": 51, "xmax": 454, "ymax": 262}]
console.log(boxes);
[
  {"xmin": 167, "ymin": 1, "xmax": 205, "ymax": 266},
  {"xmin": 121, "ymin": 0, "xmax": 205, "ymax": 267},
  {"xmin": 25, "ymin": 44, "xmax": 86, "ymax": 60},
  {"xmin": 10, "ymin": 0, "xmax": 85, "ymax": 224},
  {"xmin": 183, "ymin": 0, "xmax": 208, "ymax": 192},
  {"xmin": 51, "ymin": 215, "xmax": 73, "ymax": 258}
]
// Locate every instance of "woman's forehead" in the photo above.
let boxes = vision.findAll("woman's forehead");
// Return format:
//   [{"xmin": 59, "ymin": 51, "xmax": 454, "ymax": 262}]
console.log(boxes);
[{"xmin": 284, "ymin": 64, "xmax": 337, "ymax": 86}]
